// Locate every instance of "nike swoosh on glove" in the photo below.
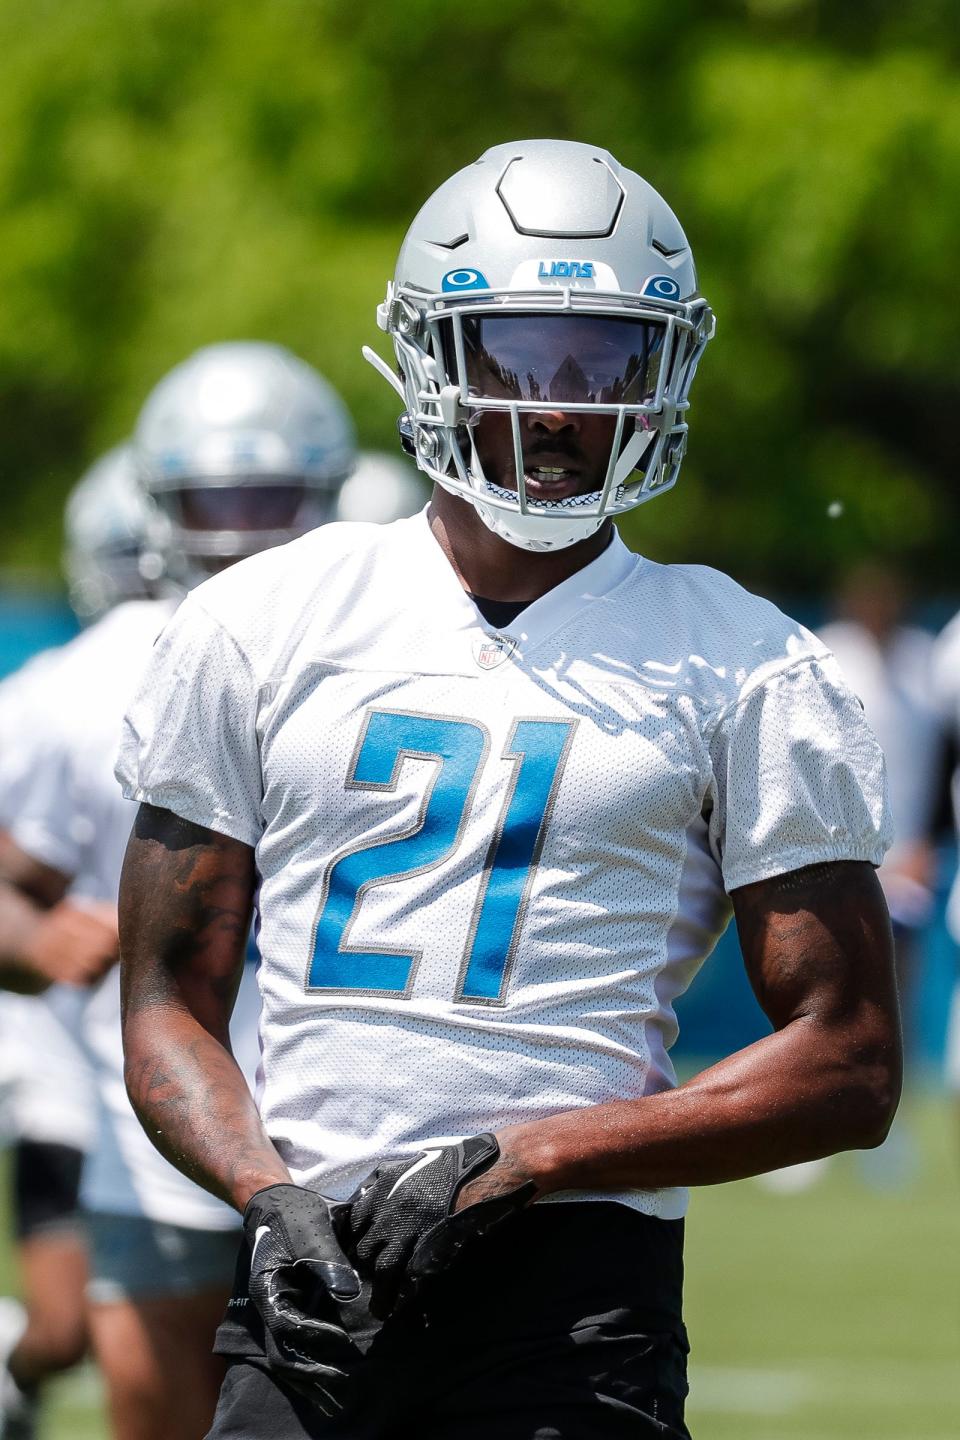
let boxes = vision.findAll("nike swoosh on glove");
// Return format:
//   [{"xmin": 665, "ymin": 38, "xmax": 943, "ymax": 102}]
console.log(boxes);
[
  {"xmin": 341, "ymin": 1134, "xmax": 536, "ymax": 1317},
  {"xmin": 243, "ymin": 1183, "xmax": 362, "ymax": 1415}
]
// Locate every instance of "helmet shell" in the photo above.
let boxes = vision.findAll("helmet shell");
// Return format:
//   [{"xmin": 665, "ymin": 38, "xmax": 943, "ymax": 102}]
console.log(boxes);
[
  {"xmin": 134, "ymin": 342, "xmax": 357, "ymax": 584},
  {"xmin": 395, "ymin": 139, "xmax": 698, "ymax": 305},
  {"xmin": 63, "ymin": 443, "xmax": 153, "ymax": 622},
  {"xmin": 136, "ymin": 341, "xmax": 355, "ymax": 489}
]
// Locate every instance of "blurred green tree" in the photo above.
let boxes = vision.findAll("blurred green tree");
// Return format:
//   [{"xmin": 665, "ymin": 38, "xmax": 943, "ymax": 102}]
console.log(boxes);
[{"xmin": 0, "ymin": 0, "xmax": 955, "ymax": 596}]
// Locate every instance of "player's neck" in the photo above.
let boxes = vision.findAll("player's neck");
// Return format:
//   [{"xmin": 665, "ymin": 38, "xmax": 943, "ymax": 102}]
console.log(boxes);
[{"xmin": 427, "ymin": 488, "xmax": 615, "ymax": 603}]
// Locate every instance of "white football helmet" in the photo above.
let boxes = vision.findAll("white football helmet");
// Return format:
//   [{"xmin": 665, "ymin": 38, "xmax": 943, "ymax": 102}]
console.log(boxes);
[
  {"xmin": 135, "ymin": 342, "xmax": 356, "ymax": 584},
  {"xmin": 336, "ymin": 452, "xmax": 426, "ymax": 524},
  {"xmin": 63, "ymin": 443, "xmax": 155, "ymax": 622},
  {"xmin": 366, "ymin": 139, "xmax": 715, "ymax": 551}
]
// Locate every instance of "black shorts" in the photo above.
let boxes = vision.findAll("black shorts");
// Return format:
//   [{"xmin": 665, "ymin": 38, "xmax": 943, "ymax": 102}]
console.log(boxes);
[
  {"xmin": 13, "ymin": 1139, "xmax": 84, "ymax": 1241},
  {"xmin": 207, "ymin": 1201, "xmax": 691, "ymax": 1439}
]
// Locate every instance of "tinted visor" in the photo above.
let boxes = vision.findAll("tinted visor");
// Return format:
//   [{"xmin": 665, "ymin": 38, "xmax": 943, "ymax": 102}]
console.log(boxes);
[
  {"xmin": 164, "ymin": 483, "xmax": 309, "ymax": 533},
  {"xmin": 457, "ymin": 314, "xmax": 666, "ymax": 406}
]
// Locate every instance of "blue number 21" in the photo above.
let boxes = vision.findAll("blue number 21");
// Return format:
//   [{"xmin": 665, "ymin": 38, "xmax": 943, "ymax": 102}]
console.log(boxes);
[{"xmin": 307, "ymin": 710, "xmax": 575, "ymax": 1005}]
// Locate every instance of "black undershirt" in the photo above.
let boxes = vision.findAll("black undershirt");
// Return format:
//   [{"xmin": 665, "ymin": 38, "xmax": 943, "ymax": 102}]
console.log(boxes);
[{"xmin": 469, "ymin": 594, "xmax": 528, "ymax": 629}]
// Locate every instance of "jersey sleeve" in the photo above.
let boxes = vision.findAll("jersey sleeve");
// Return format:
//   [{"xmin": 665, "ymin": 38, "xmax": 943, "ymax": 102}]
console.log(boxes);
[
  {"xmin": 0, "ymin": 684, "xmax": 34, "ymax": 828},
  {"xmin": 115, "ymin": 595, "xmax": 263, "ymax": 847},
  {"xmin": 0, "ymin": 657, "xmax": 59, "ymax": 831},
  {"xmin": 7, "ymin": 731, "xmax": 89, "ymax": 878},
  {"xmin": 706, "ymin": 653, "xmax": 891, "ymax": 893}
]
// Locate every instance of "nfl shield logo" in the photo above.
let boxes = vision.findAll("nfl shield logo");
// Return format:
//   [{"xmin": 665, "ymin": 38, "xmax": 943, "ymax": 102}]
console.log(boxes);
[{"xmin": 473, "ymin": 633, "xmax": 518, "ymax": 670}]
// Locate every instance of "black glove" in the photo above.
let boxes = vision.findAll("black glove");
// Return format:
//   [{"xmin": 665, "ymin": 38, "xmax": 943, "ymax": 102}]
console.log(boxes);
[
  {"xmin": 243, "ymin": 1183, "xmax": 362, "ymax": 1414},
  {"xmin": 341, "ymin": 1134, "xmax": 535, "ymax": 1317}
]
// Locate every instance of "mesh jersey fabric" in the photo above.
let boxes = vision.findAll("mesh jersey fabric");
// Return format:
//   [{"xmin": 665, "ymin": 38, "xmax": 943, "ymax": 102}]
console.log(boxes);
[
  {"xmin": 4, "ymin": 599, "xmax": 250, "ymax": 1229},
  {"xmin": 117, "ymin": 513, "xmax": 891, "ymax": 1220}
]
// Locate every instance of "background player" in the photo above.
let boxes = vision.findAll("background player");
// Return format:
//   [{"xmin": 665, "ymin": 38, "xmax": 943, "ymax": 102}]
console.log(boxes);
[
  {"xmin": 335, "ymin": 451, "xmax": 425, "ymax": 526},
  {"xmin": 822, "ymin": 565, "xmax": 944, "ymax": 969},
  {"xmin": 820, "ymin": 563, "xmax": 944, "ymax": 1185},
  {"xmin": 0, "ymin": 445, "xmax": 149, "ymax": 1438},
  {"xmin": 0, "ymin": 342, "xmax": 356, "ymax": 1440},
  {"xmin": 931, "ymin": 611, "xmax": 960, "ymax": 1147},
  {"xmin": 117, "ymin": 142, "xmax": 901, "ymax": 1438}
]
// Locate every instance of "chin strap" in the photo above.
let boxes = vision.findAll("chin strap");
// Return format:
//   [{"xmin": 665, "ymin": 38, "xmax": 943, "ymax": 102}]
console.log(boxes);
[
  {"xmin": 362, "ymin": 346, "xmax": 406, "ymax": 401},
  {"xmin": 611, "ymin": 425, "xmax": 658, "ymax": 488}
]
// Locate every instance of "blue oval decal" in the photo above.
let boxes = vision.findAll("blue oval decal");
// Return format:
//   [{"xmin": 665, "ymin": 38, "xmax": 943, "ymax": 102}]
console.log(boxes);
[
  {"xmin": 441, "ymin": 268, "xmax": 490, "ymax": 292},
  {"xmin": 641, "ymin": 275, "xmax": 682, "ymax": 301}
]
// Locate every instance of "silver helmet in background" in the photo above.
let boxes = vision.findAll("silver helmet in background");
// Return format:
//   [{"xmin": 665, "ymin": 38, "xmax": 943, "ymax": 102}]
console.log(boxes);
[
  {"xmin": 63, "ymin": 443, "xmax": 156, "ymax": 623},
  {"xmin": 336, "ymin": 452, "xmax": 426, "ymax": 524},
  {"xmin": 366, "ymin": 139, "xmax": 715, "ymax": 552},
  {"xmin": 135, "ymin": 341, "xmax": 356, "ymax": 585}
]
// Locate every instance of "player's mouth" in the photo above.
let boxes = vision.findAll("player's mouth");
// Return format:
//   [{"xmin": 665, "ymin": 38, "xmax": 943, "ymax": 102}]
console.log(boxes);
[{"xmin": 522, "ymin": 463, "xmax": 585, "ymax": 501}]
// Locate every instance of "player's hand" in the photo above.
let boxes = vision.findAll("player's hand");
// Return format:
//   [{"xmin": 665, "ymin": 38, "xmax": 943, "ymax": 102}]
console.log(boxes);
[
  {"xmin": 23, "ymin": 900, "xmax": 119, "ymax": 988},
  {"xmin": 341, "ymin": 1134, "xmax": 537, "ymax": 1317},
  {"xmin": 243, "ymin": 1183, "xmax": 363, "ymax": 1413}
]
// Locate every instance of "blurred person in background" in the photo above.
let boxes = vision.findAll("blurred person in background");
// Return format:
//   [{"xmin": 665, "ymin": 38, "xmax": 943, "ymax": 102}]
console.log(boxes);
[
  {"xmin": 931, "ymin": 610, "xmax": 960, "ymax": 1145},
  {"xmin": 818, "ymin": 562, "xmax": 945, "ymax": 1185},
  {"xmin": 822, "ymin": 564, "xmax": 944, "ymax": 950},
  {"xmin": 0, "ymin": 341, "xmax": 356, "ymax": 1440},
  {"xmin": 335, "ymin": 451, "xmax": 425, "ymax": 525},
  {"xmin": 0, "ymin": 444, "xmax": 148, "ymax": 1438}
]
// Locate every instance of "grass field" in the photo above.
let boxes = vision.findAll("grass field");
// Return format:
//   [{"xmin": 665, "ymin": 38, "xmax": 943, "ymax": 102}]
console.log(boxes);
[
  {"xmin": 11, "ymin": 1095, "xmax": 959, "ymax": 1439},
  {"xmin": 684, "ymin": 1095, "xmax": 959, "ymax": 1439}
]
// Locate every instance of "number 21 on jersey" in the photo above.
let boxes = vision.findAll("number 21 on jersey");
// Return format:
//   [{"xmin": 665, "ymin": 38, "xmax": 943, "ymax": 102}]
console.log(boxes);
[{"xmin": 307, "ymin": 709, "xmax": 575, "ymax": 1005}]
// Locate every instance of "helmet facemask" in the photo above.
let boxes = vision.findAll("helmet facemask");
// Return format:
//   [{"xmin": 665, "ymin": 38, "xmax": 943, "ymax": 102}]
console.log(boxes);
[
  {"xmin": 145, "ymin": 473, "xmax": 339, "ymax": 581},
  {"xmin": 372, "ymin": 284, "xmax": 714, "ymax": 552}
]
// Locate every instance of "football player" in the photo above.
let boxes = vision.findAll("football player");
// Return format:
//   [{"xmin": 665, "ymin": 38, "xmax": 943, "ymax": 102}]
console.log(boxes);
[
  {"xmin": 0, "ymin": 443, "xmax": 149, "ymax": 1440},
  {"xmin": 0, "ymin": 342, "xmax": 355, "ymax": 1440},
  {"xmin": 117, "ymin": 142, "xmax": 901, "ymax": 1439}
]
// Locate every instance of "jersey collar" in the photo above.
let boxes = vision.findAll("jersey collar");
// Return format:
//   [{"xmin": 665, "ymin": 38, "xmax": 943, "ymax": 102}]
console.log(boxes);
[
  {"xmin": 495, "ymin": 528, "xmax": 639, "ymax": 656},
  {"xmin": 408, "ymin": 511, "xmax": 640, "ymax": 667}
]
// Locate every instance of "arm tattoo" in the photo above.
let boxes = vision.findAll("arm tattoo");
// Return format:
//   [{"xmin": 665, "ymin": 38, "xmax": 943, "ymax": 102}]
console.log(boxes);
[
  {"xmin": 123, "ymin": 805, "xmax": 252, "ymax": 1024},
  {"xmin": 120, "ymin": 803, "xmax": 289, "ymax": 1209},
  {"xmin": 732, "ymin": 860, "xmax": 896, "ymax": 1028}
]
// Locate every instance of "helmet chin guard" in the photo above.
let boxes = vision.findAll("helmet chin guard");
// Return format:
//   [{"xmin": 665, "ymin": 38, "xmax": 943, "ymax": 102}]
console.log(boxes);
[{"xmin": 366, "ymin": 140, "xmax": 714, "ymax": 552}]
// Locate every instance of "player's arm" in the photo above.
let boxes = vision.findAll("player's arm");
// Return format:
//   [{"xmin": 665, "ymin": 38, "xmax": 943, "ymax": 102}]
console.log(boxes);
[
  {"xmin": 484, "ymin": 858, "xmax": 901, "ymax": 1197},
  {"xmin": 121, "ymin": 801, "xmax": 361, "ymax": 1375},
  {"xmin": 340, "ymin": 859, "xmax": 900, "ymax": 1312},
  {"xmin": 0, "ymin": 830, "xmax": 118, "ymax": 993},
  {"xmin": 119, "ymin": 802, "xmax": 289, "ymax": 1208}
]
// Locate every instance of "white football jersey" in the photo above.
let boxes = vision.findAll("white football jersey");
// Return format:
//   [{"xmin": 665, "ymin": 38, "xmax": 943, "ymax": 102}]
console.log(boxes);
[
  {"xmin": 6, "ymin": 600, "xmax": 248, "ymax": 1229},
  {"xmin": 118, "ymin": 514, "xmax": 890, "ymax": 1220}
]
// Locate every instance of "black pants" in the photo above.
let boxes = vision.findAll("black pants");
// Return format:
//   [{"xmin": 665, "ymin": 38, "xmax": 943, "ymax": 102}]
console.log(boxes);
[{"xmin": 207, "ymin": 1202, "xmax": 691, "ymax": 1439}]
